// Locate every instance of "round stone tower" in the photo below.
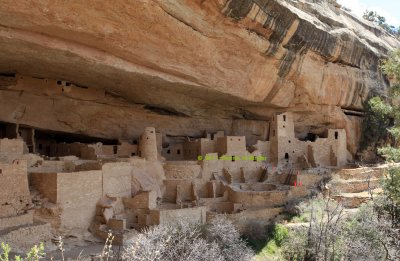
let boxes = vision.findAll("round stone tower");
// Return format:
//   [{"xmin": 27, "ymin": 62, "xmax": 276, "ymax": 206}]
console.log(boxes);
[{"xmin": 139, "ymin": 127, "xmax": 158, "ymax": 161}]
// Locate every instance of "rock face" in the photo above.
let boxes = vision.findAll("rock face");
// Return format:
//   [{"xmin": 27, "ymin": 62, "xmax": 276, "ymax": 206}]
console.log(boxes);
[{"xmin": 0, "ymin": 0, "xmax": 398, "ymax": 156}]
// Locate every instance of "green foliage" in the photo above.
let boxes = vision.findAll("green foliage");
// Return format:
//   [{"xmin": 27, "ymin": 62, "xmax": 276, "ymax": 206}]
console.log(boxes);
[
  {"xmin": 263, "ymin": 240, "xmax": 279, "ymax": 255},
  {"xmin": 363, "ymin": 10, "xmax": 400, "ymax": 37},
  {"xmin": 289, "ymin": 214, "xmax": 308, "ymax": 223},
  {"xmin": 250, "ymin": 224, "xmax": 288, "ymax": 260},
  {"xmin": 362, "ymin": 50, "xmax": 400, "ymax": 153},
  {"xmin": 388, "ymin": 127, "xmax": 400, "ymax": 141},
  {"xmin": 278, "ymin": 49, "xmax": 400, "ymax": 258},
  {"xmin": 383, "ymin": 49, "xmax": 400, "ymax": 95},
  {"xmin": 373, "ymin": 51, "xmax": 400, "ymax": 162},
  {"xmin": 378, "ymin": 146, "xmax": 400, "ymax": 162},
  {"xmin": 367, "ymin": 48, "xmax": 400, "ymax": 258},
  {"xmin": 23, "ymin": 243, "xmax": 45, "ymax": 261},
  {"xmin": 341, "ymin": 203, "xmax": 388, "ymax": 260},
  {"xmin": 281, "ymin": 227, "xmax": 308, "ymax": 261},
  {"xmin": 272, "ymin": 224, "xmax": 288, "ymax": 247},
  {"xmin": 0, "ymin": 243, "xmax": 45, "ymax": 261},
  {"xmin": 360, "ymin": 96, "xmax": 392, "ymax": 151},
  {"xmin": 0, "ymin": 243, "xmax": 11, "ymax": 261},
  {"xmin": 280, "ymin": 200, "xmax": 396, "ymax": 260},
  {"xmin": 383, "ymin": 49, "xmax": 400, "ymax": 76},
  {"xmin": 262, "ymin": 198, "xmax": 399, "ymax": 260},
  {"xmin": 369, "ymin": 96, "xmax": 392, "ymax": 115},
  {"xmin": 381, "ymin": 167, "xmax": 400, "ymax": 227},
  {"xmin": 255, "ymin": 237, "xmax": 285, "ymax": 260}
]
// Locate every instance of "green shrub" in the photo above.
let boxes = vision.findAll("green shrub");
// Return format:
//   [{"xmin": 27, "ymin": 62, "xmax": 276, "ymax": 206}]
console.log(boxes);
[
  {"xmin": 272, "ymin": 224, "xmax": 288, "ymax": 247},
  {"xmin": 264, "ymin": 240, "xmax": 279, "ymax": 255},
  {"xmin": 0, "ymin": 242, "xmax": 45, "ymax": 261},
  {"xmin": 0, "ymin": 243, "xmax": 11, "ymax": 261}
]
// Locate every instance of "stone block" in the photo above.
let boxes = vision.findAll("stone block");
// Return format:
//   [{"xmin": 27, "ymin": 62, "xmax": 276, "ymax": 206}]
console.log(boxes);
[
  {"xmin": 108, "ymin": 218, "xmax": 126, "ymax": 230},
  {"xmin": 138, "ymin": 214, "xmax": 150, "ymax": 226},
  {"xmin": 102, "ymin": 162, "xmax": 132, "ymax": 197},
  {"xmin": 123, "ymin": 191, "xmax": 157, "ymax": 209}
]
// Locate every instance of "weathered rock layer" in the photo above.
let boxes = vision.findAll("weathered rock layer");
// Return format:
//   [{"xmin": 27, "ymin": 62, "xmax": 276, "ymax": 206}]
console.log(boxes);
[{"xmin": 0, "ymin": 0, "xmax": 398, "ymax": 156}]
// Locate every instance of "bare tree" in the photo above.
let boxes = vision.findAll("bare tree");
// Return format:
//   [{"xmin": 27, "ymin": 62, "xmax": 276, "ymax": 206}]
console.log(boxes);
[
  {"xmin": 206, "ymin": 215, "xmax": 254, "ymax": 261},
  {"xmin": 282, "ymin": 197, "xmax": 400, "ymax": 260},
  {"xmin": 123, "ymin": 216, "xmax": 253, "ymax": 261}
]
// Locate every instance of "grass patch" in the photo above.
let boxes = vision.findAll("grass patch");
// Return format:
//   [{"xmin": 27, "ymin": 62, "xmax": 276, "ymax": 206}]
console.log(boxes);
[
  {"xmin": 247, "ymin": 224, "xmax": 288, "ymax": 261},
  {"xmin": 289, "ymin": 214, "xmax": 309, "ymax": 223}
]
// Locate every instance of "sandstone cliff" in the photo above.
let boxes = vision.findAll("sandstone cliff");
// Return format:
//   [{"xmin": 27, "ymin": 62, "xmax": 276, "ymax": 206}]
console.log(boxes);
[{"xmin": 0, "ymin": 0, "xmax": 398, "ymax": 157}]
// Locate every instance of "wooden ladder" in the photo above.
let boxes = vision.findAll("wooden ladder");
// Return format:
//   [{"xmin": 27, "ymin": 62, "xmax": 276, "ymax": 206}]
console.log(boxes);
[{"xmin": 284, "ymin": 168, "xmax": 294, "ymax": 185}]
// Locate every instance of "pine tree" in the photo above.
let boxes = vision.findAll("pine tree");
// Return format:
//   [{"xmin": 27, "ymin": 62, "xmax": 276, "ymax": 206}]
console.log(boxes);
[{"xmin": 369, "ymin": 50, "xmax": 400, "ymax": 229}]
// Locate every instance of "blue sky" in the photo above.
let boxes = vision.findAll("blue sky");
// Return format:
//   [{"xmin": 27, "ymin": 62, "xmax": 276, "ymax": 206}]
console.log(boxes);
[{"xmin": 337, "ymin": 0, "xmax": 400, "ymax": 26}]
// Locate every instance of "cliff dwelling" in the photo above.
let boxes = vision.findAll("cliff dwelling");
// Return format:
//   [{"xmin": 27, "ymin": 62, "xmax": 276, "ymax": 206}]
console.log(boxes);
[
  {"xmin": 0, "ymin": 107, "xmax": 347, "ymax": 248},
  {"xmin": 0, "ymin": 75, "xmax": 351, "ymax": 250},
  {"xmin": 0, "ymin": 0, "xmax": 399, "ymax": 257}
]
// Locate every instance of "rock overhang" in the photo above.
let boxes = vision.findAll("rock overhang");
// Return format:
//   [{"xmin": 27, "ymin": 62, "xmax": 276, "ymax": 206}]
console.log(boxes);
[{"xmin": 0, "ymin": 0, "xmax": 398, "ymax": 154}]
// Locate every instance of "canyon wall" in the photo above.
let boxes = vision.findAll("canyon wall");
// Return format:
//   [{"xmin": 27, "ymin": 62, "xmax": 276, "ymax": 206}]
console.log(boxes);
[{"xmin": 0, "ymin": 0, "xmax": 398, "ymax": 156}]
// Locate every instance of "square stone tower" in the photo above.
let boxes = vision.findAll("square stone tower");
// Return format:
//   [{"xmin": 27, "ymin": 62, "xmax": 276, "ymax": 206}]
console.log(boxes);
[{"xmin": 269, "ymin": 112, "xmax": 296, "ymax": 166}]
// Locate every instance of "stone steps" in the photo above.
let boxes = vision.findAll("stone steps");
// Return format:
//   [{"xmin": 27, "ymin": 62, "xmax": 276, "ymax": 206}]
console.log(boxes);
[
  {"xmin": 332, "ymin": 194, "xmax": 369, "ymax": 208},
  {"xmin": 330, "ymin": 178, "xmax": 380, "ymax": 193},
  {"xmin": 330, "ymin": 167, "xmax": 386, "ymax": 208},
  {"xmin": 332, "ymin": 188, "xmax": 382, "ymax": 208},
  {"xmin": 335, "ymin": 168, "xmax": 385, "ymax": 181}
]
